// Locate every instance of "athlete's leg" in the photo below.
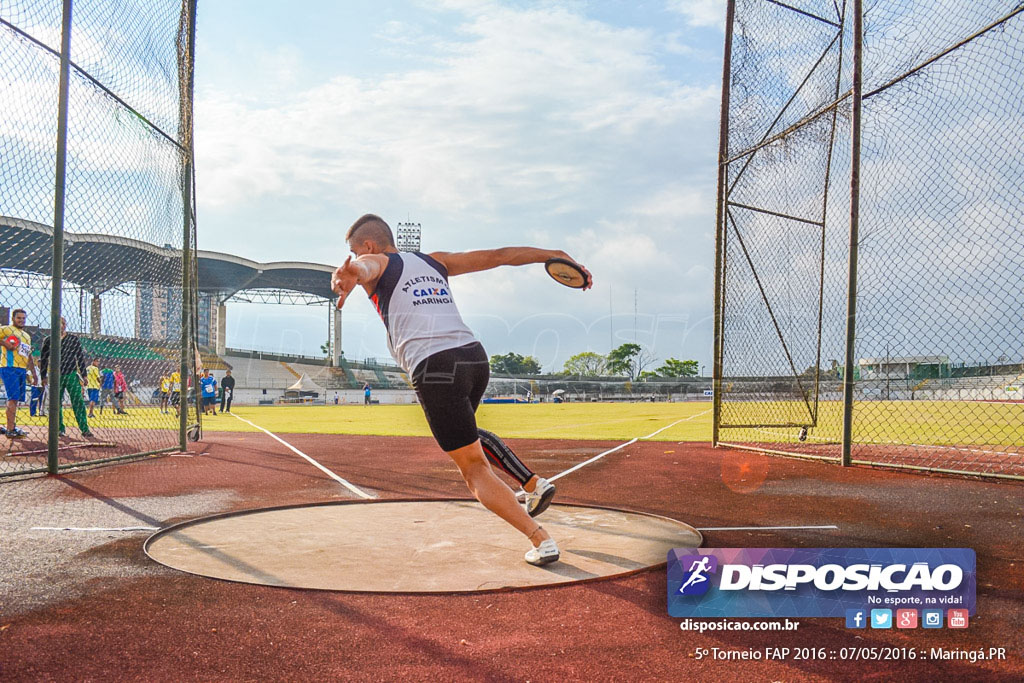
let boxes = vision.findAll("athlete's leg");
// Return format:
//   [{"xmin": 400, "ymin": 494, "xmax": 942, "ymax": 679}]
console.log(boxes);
[
  {"xmin": 478, "ymin": 428, "xmax": 536, "ymax": 488},
  {"xmin": 63, "ymin": 374, "xmax": 89, "ymax": 433},
  {"xmin": 446, "ymin": 438, "xmax": 551, "ymax": 546},
  {"xmin": 466, "ymin": 356, "xmax": 541, "ymax": 491},
  {"xmin": 2, "ymin": 369, "xmax": 21, "ymax": 431},
  {"xmin": 414, "ymin": 343, "xmax": 556, "ymax": 550}
]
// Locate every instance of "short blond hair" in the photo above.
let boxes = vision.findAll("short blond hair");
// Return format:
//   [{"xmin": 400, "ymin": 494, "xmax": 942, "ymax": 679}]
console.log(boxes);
[{"xmin": 345, "ymin": 214, "xmax": 395, "ymax": 248}]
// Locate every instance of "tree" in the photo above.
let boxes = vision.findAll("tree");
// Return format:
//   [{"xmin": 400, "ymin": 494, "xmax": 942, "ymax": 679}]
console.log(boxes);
[
  {"xmin": 320, "ymin": 340, "xmax": 331, "ymax": 356},
  {"xmin": 606, "ymin": 343, "xmax": 655, "ymax": 381},
  {"xmin": 606, "ymin": 343, "xmax": 639, "ymax": 377},
  {"xmin": 489, "ymin": 352, "xmax": 542, "ymax": 375},
  {"xmin": 562, "ymin": 351, "xmax": 607, "ymax": 376},
  {"xmin": 656, "ymin": 358, "xmax": 699, "ymax": 378}
]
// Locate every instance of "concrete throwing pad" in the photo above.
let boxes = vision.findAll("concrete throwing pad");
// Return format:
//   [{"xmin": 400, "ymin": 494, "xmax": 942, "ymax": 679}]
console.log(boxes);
[{"xmin": 145, "ymin": 500, "xmax": 702, "ymax": 593}]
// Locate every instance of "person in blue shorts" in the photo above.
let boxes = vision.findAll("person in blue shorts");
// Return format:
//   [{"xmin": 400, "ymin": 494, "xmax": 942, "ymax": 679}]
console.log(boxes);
[
  {"xmin": 1, "ymin": 309, "xmax": 38, "ymax": 439},
  {"xmin": 28, "ymin": 370, "xmax": 45, "ymax": 417},
  {"xmin": 99, "ymin": 366, "xmax": 115, "ymax": 414},
  {"xmin": 85, "ymin": 358, "xmax": 101, "ymax": 418},
  {"xmin": 199, "ymin": 369, "xmax": 218, "ymax": 416}
]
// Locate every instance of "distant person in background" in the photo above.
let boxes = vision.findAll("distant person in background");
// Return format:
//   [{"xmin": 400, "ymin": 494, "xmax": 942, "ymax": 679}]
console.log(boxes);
[
  {"xmin": 0, "ymin": 308, "xmax": 37, "ymax": 439},
  {"xmin": 220, "ymin": 369, "xmax": 235, "ymax": 413},
  {"xmin": 113, "ymin": 365, "xmax": 129, "ymax": 415},
  {"xmin": 170, "ymin": 369, "xmax": 181, "ymax": 417},
  {"xmin": 85, "ymin": 358, "xmax": 101, "ymax": 418},
  {"xmin": 334, "ymin": 392, "xmax": 339, "ymax": 405},
  {"xmin": 29, "ymin": 364, "xmax": 46, "ymax": 417},
  {"xmin": 99, "ymin": 365, "xmax": 115, "ymax": 414},
  {"xmin": 199, "ymin": 369, "xmax": 217, "ymax": 416},
  {"xmin": 159, "ymin": 373, "xmax": 171, "ymax": 414},
  {"xmin": 363, "ymin": 382, "xmax": 372, "ymax": 406},
  {"xmin": 39, "ymin": 317, "xmax": 92, "ymax": 437}
]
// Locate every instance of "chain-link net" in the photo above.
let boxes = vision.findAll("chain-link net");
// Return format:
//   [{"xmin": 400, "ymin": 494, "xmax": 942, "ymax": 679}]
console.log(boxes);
[
  {"xmin": 1, "ymin": 0, "xmax": 198, "ymax": 477},
  {"xmin": 715, "ymin": 0, "xmax": 1024, "ymax": 478}
]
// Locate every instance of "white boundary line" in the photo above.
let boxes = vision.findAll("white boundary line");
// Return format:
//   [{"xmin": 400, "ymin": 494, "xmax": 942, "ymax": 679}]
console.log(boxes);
[
  {"xmin": 549, "ymin": 410, "xmax": 711, "ymax": 483},
  {"xmin": 548, "ymin": 439, "xmax": 637, "ymax": 483},
  {"xmin": 32, "ymin": 526, "xmax": 159, "ymax": 532},
  {"xmin": 696, "ymin": 525, "xmax": 838, "ymax": 531},
  {"xmin": 231, "ymin": 413, "xmax": 375, "ymax": 499}
]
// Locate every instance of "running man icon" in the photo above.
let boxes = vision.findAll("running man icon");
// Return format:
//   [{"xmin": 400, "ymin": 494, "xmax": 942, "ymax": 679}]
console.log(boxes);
[{"xmin": 678, "ymin": 556, "xmax": 715, "ymax": 595}]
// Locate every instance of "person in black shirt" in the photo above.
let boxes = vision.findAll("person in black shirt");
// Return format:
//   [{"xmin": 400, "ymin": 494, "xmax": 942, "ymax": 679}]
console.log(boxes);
[
  {"xmin": 39, "ymin": 317, "xmax": 92, "ymax": 437},
  {"xmin": 220, "ymin": 369, "xmax": 235, "ymax": 413}
]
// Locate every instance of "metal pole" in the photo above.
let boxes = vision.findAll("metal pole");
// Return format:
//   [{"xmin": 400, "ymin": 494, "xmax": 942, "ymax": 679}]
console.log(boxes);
[
  {"xmin": 840, "ymin": 0, "xmax": 863, "ymax": 467},
  {"xmin": 179, "ymin": 160, "xmax": 192, "ymax": 450},
  {"xmin": 47, "ymin": 0, "xmax": 74, "ymax": 475},
  {"xmin": 177, "ymin": 0, "xmax": 197, "ymax": 450},
  {"xmin": 712, "ymin": 0, "xmax": 736, "ymax": 447}
]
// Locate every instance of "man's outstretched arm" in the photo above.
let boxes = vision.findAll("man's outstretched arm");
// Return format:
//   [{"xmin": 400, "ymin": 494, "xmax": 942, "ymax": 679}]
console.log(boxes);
[
  {"xmin": 331, "ymin": 254, "xmax": 389, "ymax": 309},
  {"xmin": 430, "ymin": 248, "xmax": 592, "ymax": 288}
]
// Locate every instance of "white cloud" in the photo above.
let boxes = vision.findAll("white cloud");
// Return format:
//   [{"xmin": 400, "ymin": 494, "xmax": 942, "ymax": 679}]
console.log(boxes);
[
  {"xmin": 666, "ymin": 0, "xmax": 725, "ymax": 29},
  {"xmin": 195, "ymin": 6, "xmax": 718, "ymax": 215},
  {"xmin": 193, "ymin": 3, "xmax": 721, "ymax": 365}
]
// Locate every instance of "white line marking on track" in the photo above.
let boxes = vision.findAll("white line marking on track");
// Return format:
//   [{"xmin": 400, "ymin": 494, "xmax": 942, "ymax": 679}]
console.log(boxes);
[
  {"xmin": 32, "ymin": 526, "xmax": 159, "ymax": 532},
  {"xmin": 550, "ymin": 410, "xmax": 712, "ymax": 483},
  {"xmin": 549, "ymin": 439, "xmax": 637, "ymax": 483},
  {"xmin": 696, "ymin": 525, "xmax": 839, "ymax": 531},
  {"xmin": 231, "ymin": 413, "xmax": 376, "ymax": 499}
]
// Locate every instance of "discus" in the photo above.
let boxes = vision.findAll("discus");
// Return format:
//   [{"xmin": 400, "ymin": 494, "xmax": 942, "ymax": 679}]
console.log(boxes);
[
  {"xmin": 4, "ymin": 334, "xmax": 19, "ymax": 349},
  {"xmin": 544, "ymin": 257, "xmax": 591, "ymax": 289}
]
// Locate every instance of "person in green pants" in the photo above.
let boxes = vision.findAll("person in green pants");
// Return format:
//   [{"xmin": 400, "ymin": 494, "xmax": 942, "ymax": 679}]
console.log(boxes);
[{"xmin": 39, "ymin": 317, "xmax": 92, "ymax": 437}]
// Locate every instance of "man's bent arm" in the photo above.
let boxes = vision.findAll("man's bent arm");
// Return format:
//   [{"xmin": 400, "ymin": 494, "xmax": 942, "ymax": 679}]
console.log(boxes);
[
  {"xmin": 431, "ymin": 247, "xmax": 572, "ymax": 277},
  {"xmin": 332, "ymin": 253, "xmax": 390, "ymax": 309}
]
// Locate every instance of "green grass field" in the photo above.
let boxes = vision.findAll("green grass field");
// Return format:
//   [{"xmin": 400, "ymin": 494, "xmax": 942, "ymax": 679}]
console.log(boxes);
[
  {"xmin": 721, "ymin": 399, "xmax": 1023, "ymax": 447},
  {"xmin": 18, "ymin": 408, "xmax": 182, "ymax": 433},
  {"xmin": 17, "ymin": 399, "xmax": 1020, "ymax": 448},
  {"xmin": 205, "ymin": 402, "xmax": 713, "ymax": 442}
]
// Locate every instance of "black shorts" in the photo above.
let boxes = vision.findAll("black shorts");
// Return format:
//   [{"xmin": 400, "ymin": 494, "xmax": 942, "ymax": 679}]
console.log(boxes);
[{"xmin": 411, "ymin": 342, "xmax": 489, "ymax": 452}]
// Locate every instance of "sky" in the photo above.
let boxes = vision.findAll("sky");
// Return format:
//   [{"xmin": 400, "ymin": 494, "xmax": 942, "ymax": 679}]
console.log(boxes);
[{"xmin": 192, "ymin": 0, "xmax": 727, "ymax": 372}]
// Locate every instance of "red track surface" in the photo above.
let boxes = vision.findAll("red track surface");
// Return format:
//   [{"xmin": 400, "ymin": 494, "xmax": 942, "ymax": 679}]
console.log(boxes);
[{"xmin": 2, "ymin": 432, "xmax": 1022, "ymax": 681}]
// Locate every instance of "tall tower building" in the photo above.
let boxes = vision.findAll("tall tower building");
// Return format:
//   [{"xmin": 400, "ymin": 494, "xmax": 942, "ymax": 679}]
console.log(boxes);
[
  {"xmin": 136, "ymin": 283, "xmax": 218, "ymax": 347},
  {"xmin": 396, "ymin": 221, "xmax": 422, "ymax": 252}
]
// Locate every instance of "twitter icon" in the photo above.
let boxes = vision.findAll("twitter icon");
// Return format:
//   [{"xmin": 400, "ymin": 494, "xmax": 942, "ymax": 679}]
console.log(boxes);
[{"xmin": 870, "ymin": 609, "xmax": 892, "ymax": 629}]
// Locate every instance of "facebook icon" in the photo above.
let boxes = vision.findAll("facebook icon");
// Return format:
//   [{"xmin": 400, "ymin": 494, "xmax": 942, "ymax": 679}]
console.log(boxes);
[{"xmin": 845, "ymin": 609, "xmax": 867, "ymax": 629}]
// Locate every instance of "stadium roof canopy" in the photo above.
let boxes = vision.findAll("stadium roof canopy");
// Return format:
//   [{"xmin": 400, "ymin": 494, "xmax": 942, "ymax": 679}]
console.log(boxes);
[{"xmin": 0, "ymin": 216, "xmax": 336, "ymax": 302}]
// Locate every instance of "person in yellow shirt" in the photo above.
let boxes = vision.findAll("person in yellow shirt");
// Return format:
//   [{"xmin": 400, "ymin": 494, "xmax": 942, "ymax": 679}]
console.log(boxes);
[
  {"xmin": 1, "ymin": 309, "xmax": 38, "ymax": 439},
  {"xmin": 159, "ymin": 373, "xmax": 171, "ymax": 414},
  {"xmin": 169, "ymin": 369, "xmax": 181, "ymax": 417},
  {"xmin": 85, "ymin": 358, "xmax": 102, "ymax": 418}
]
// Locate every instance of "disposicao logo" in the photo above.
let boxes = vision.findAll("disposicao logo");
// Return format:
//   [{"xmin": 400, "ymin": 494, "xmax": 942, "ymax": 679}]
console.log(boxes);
[
  {"xmin": 676, "ymin": 555, "xmax": 718, "ymax": 596},
  {"xmin": 667, "ymin": 548, "xmax": 975, "ymax": 619}
]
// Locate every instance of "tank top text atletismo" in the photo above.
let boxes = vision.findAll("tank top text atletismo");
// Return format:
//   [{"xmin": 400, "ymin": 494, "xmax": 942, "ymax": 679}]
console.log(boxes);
[{"xmin": 368, "ymin": 252, "xmax": 477, "ymax": 374}]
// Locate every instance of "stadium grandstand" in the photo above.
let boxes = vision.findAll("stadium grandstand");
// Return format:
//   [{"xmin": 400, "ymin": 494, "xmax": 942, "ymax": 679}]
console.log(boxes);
[{"xmin": 0, "ymin": 215, "xmax": 416, "ymax": 406}]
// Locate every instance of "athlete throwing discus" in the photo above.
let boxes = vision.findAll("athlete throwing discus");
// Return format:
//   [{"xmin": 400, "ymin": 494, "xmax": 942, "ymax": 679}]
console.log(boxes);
[{"xmin": 332, "ymin": 214, "xmax": 592, "ymax": 566}]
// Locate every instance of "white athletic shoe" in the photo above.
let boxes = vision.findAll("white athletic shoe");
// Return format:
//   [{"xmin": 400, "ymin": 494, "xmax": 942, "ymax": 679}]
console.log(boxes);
[
  {"xmin": 523, "ymin": 477, "xmax": 556, "ymax": 518},
  {"xmin": 525, "ymin": 539, "xmax": 560, "ymax": 566}
]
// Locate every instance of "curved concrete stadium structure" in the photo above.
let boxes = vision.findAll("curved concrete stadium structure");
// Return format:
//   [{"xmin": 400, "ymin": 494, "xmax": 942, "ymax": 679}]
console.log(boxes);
[
  {"xmin": 0, "ymin": 215, "xmax": 341, "ymax": 359},
  {"xmin": 0, "ymin": 216, "xmax": 335, "ymax": 300}
]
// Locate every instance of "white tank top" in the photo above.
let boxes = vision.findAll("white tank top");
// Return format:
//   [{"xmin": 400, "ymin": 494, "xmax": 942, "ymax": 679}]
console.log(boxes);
[{"xmin": 368, "ymin": 252, "xmax": 477, "ymax": 374}]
